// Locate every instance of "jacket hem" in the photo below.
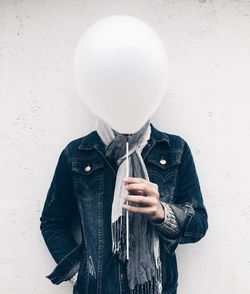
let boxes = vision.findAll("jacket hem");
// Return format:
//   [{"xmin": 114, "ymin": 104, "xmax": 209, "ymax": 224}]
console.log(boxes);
[{"xmin": 46, "ymin": 243, "xmax": 84, "ymax": 285}]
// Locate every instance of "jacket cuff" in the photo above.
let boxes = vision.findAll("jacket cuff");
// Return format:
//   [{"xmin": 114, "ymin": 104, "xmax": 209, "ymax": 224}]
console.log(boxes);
[
  {"xmin": 149, "ymin": 202, "xmax": 195, "ymax": 255},
  {"xmin": 46, "ymin": 244, "xmax": 84, "ymax": 285},
  {"xmin": 150, "ymin": 202, "xmax": 180, "ymax": 238},
  {"xmin": 168, "ymin": 202, "xmax": 195, "ymax": 235}
]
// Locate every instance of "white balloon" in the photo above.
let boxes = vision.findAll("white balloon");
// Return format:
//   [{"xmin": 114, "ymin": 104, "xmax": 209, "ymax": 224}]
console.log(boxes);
[{"xmin": 73, "ymin": 15, "xmax": 169, "ymax": 134}]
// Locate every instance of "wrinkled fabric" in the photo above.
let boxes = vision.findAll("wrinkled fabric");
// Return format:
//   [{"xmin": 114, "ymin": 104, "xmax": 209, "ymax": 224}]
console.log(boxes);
[
  {"xmin": 96, "ymin": 118, "xmax": 162, "ymax": 294},
  {"xmin": 40, "ymin": 122, "xmax": 209, "ymax": 294}
]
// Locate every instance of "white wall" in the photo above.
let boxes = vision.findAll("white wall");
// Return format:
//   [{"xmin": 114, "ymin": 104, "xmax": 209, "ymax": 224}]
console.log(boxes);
[{"xmin": 1, "ymin": 1, "xmax": 250, "ymax": 293}]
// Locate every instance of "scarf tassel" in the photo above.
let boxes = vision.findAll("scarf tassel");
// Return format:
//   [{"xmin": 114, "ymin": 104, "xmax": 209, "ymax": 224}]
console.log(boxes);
[
  {"xmin": 112, "ymin": 216, "xmax": 162, "ymax": 294},
  {"xmin": 112, "ymin": 214, "xmax": 135, "ymax": 262},
  {"xmin": 130, "ymin": 268, "xmax": 163, "ymax": 294}
]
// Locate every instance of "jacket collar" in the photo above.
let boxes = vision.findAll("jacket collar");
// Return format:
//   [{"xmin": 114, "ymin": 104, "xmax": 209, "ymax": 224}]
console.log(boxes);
[{"xmin": 78, "ymin": 122, "xmax": 170, "ymax": 151}]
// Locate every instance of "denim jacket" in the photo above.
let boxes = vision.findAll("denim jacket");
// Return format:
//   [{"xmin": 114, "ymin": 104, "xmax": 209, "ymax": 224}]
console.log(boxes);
[{"xmin": 40, "ymin": 123, "xmax": 208, "ymax": 294}]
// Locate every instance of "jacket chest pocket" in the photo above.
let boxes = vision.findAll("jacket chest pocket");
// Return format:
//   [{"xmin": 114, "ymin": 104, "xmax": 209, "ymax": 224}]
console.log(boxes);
[
  {"xmin": 71, "ymin": 158, "xmax": 105, "ymax": 203},
  {"xmin": 145, "ymin": 151, "xmax": 181, "ymax": 203}
]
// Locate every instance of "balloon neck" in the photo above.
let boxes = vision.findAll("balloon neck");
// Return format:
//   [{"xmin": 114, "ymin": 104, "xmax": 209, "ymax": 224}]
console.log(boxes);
[{"xmin": 124, "ymin": 134, "xmax": 130, "ymax": 142}]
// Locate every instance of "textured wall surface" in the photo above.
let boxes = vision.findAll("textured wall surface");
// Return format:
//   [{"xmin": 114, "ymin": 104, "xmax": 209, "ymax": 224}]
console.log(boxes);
[{"xmin": 1, "ymin": 1, "xmax": 250, "ymax": 293}]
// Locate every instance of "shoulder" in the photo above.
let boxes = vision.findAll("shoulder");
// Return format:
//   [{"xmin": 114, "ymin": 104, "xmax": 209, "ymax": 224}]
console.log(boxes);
[
  {"xmin": 61, "ymin": 130, "xmax": 98, "ymax": 158},
  {"xmin": 152, "ymin": 124, "xmax": 188, "ymax": 151},
  {"xmin": 167, "ymin": 132, "xmax": 187, "ymax": 150},
  {"xmin": 152, "ymin": 125, "xmax": 194, "ymax": 163}
]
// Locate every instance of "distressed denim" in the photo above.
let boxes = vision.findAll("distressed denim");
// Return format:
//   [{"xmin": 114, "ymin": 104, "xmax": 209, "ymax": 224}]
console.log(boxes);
[{"xmin": 39, "ymin": 123, "xmax": 208, "ymax": 294}]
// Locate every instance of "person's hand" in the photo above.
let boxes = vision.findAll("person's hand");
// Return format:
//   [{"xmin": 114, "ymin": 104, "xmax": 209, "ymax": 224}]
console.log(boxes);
[{"xmin": 122, "ymin": 177, "xmax": 165, "ymax": 222}]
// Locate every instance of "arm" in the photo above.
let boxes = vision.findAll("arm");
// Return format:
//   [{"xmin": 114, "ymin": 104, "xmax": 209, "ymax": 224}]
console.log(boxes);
[
  {"xmin": 150, "ymin": 140, "xmax": 209, "ymax": 254},
  {"xmin": 122, "ymin": 139, "xmax": 208, "ymax": 255},
  {"xmin": 40, "ymin": 147, "xmax": 83, "ymax": 285}
]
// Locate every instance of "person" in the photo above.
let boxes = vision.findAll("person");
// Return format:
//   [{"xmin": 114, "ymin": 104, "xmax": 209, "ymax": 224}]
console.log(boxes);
[{"xmin": 39, "ymin": 118, "xmax": 208, "ymax": 294}]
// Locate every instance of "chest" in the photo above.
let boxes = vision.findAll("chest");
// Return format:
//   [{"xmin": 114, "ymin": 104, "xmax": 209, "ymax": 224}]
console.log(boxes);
[{"xmin": 70, "ymin": 146, "xmax": 182, "ymax": 205}]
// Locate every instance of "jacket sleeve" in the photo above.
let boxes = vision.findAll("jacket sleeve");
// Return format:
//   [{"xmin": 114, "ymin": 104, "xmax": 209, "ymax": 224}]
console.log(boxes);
[
  {"xmin": 150, "ymin": 201, "xmax": 181, "ymax": 237},
  {"xmin": 150, "ymin": 139, "xmax": 208, "ymax": 255},
  {"xmin": 40, "ymin": 146, "xmax": 83, "ymax": 285}
]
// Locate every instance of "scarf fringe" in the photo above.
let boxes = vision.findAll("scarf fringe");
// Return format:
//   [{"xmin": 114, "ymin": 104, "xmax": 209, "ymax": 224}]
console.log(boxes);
[
  {"xmin": 112, "ymin": 214, "xmax": 134, "ymax": 262},
  {"xmin": 130, "ymin": 267, "xmax": 163, "ymax": 294},
  {"xmin": 112, "ymin": 214, "xmax": 163, "ymax": 293}
]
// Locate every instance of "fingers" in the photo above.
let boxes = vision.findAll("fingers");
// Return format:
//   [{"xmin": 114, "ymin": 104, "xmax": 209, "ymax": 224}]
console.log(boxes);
[
  {"xmin": 124, "ymin": 195, "xmax": 158, "ymax": 207},
  {"xmin": 123, "ymin": 203, "xmax": 159, "ymax": 216},
  {"xmin": 123, "ymin": 177, "xmax": 159, "ymax": 196},
  {"xmin": 128, "ymin": 189, "xmax": 145, "ymax": 195},
  {"xmin": 125, "ymin": 183, "xmax": 155, "ymax": 195},
  {"xmin": 123, "ymin": 193, "xmax": 164, "ymax": 221},
  {"xmin": 123, "ymin": 177, "xmax": 155, "ymax": 188},
  {"xmin": 123, "ymin": 177, "xmax": 146, "ymax": 184}
]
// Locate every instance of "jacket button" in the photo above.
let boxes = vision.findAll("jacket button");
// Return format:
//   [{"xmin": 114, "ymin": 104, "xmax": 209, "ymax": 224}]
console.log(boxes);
[
  {"xmin": 160, "ymin": 159, "xmax": 167, "ymax": 165},
  {"xmin": 120, "ymin": 273, "xmax": 124, "ymax": 279},
  {"xmin": 85, "ymin": 165, "xmax": 91, "ymax": 172}
]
